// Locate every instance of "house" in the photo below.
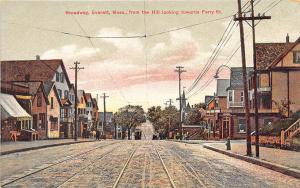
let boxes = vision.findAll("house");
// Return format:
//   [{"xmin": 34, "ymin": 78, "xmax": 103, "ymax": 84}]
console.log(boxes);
[
  {"xmin": 248, "ymin": 36, "xmax": 300, "ymax": 128},
  {"xmin": 1, "ymin": 81, "xmax": 49, "ymax": 139},
  {"xmin": 77, "ymin": 90, "xmax": 88, "ymax": 137},
  {"xmin": 1, "ymin": 56, "xmax": 73, "ymax": 138},
  {"xmin": 84, "ymin": 93, "xmax": 94, "ymax": 132},
  {"xmin": 227, "ymin": 67, "xmax": 254, "ymax": 139},
  {"xmin": 44, "ymin": 82, "xmax": 62, "ymax": 138},
  {"xmin": 60, "ymin": 98, "xmax": 73, "ymax": 138},
  {"xmin": 92, "ymin": 98, "xmax": 99, "ymax": 131},
  {"xmin": 0, "ymin": 93, "xmax": 32, "ymax": 141},
  {"xmin": 205, "ymin": 79, "xmax": 230, "ymax": 139}
]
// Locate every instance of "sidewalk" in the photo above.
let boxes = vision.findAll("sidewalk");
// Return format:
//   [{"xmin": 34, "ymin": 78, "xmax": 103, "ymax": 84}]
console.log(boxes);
[
  {"xmin": 0, "ymin": 139, "xmax": 96, "ymax": 155},
  {"xmin": 203, "ymin": 141, "xmax": 300, "ymax": 178}
]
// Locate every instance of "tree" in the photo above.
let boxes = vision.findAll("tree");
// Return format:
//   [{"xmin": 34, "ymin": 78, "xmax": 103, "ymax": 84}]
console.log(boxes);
[
  {"xmin": 184, "ymin": 108, "xmax": 204, "ymax": 125},
  {"xmin": 273, "ymin": 99, "xmax": 294, "ymax": 118},
  {"xmin": 114, "ymin": 105, "xmax": 146, "ymax": 140},
  {"xmin": 147, "ymin": 105, "xmax": 180, "ymax": 138}
]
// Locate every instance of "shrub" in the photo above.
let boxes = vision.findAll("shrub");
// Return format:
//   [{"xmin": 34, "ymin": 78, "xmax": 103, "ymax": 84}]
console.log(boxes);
[{"xmin": 261, "ymin": 109, "xmax": 300, "ymax": 136}]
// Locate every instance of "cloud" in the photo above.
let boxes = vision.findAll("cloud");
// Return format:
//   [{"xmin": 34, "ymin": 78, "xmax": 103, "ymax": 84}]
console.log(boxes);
[{"xmin": 41, "ymin": 44, "xmax": 100, "ymax": 62}]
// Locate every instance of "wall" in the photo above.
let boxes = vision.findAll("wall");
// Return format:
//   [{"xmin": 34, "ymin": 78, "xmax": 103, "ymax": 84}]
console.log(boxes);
[
  {"xmin": 31, "ymin": 86, "xmax": 47, "ymax": 139},
  {"xmin": 272, "ymin": 71, "xmax": 288, "ymax": 113},
  {"xmin": 47, "ymin": 87, "xmax": 60, "ymax": 138},
  {"xmin": 289, "ymin": 71, "xmax": 300, "ymax": 113},
  {"xmin": 278, "ymin": 43, "xmax": 300, "ymax": 67},
  {"xmin": 51, "ymin": 65, "xmax": 69, "ymax": 99}
]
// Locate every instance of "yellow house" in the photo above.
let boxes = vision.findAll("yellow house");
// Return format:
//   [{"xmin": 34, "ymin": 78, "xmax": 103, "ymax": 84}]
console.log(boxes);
[
  {"xmin": 44, "ymin": 82, "xmax": 62, "ymax": 138},
  {"xmin": 77, "ymin": 90, "xmax": 88, "ymax": 137}
]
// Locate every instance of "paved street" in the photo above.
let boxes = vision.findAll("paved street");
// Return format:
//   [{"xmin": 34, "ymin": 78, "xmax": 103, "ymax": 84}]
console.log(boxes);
[{"xmin": 1, "ymin": 140, "xmax": 299, "ymax": 187}]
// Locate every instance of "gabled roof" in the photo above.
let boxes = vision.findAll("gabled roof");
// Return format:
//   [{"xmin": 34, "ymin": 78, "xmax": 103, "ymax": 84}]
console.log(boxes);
[
  {"xmin": 77, "ymin": 90, "xmax": 88, "ymax": 104},
  {"xmin": 227, "ymin": 67, "xmax": 253, "ymax": 90},
  {"xmin": 85, "ymin": 93, "xmax": 92, "ymax": 101},
  {"xmin": 255, "ymin": 42, "xmax": 293, "ymax": 70},
  {"xmin": 3, "ymin": 81, "xmax": 50, "ymax": 105},
  {"xmin": 1, "ymin": 59, "xmax": 71, "ymax": 87},
  {"xmin": 92, "ymin": 98, "xmax": 99, "ymax": 110},
  {"xmin": 204, "ymin": 96, "xmax": 214, "ymax": 105},
  {"xmin": 216, "ymin": 79, "xmax": 230, "ymax": 97},
  {"xmin": 43, "ymin": 82, "xmax": 62, "ymax": 107},
  {"xmin": 268, "ymin": 37, "xmax": 300, "ymax": 69}
]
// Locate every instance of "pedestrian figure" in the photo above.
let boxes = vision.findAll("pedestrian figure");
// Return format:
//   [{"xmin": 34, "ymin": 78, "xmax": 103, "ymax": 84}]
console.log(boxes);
[{"xmin": 96, "ymin": 130, "xmax": 100, "ymax": 140}]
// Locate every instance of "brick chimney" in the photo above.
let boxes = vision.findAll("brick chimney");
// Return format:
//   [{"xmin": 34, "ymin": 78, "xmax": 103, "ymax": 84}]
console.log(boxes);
[
  {"xmin": 286, "ymin": 33, "xmax": 290, "ymax": 43},
  {"xmin": 36, "ymin": 55, "xmax": 40, "ymax": 60}
]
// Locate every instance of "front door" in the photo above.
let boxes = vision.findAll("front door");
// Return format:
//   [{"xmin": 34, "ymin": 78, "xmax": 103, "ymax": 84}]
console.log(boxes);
[{"xmin": 33, "ymin": 114, "xmax": 38, "ymax": 130}]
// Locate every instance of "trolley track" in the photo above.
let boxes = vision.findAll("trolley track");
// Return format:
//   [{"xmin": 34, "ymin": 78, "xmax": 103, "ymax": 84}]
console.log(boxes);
[{"xmin": 1, "ymin": 141, "xmax": 121, "ymax": 187}]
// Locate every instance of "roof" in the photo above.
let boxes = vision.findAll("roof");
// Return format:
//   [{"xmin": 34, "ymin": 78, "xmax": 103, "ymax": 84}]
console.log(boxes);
[
  {"xmin": 1, "ymin": 59, "xmax": 71, "ymax": 87},
  {"xmin": 92, "ymin": 98, "xmax": 98, "ymax": 110},
  {"xmin": 205, "ymin": 96, "xmax": 214, "ymax": 105},
  {"xmin": 85, "ymin": 93, "xmax": 92, "ymax": 101},
  {"xmin": 216, "ymin": 79, "xmax": 230, "ymax": 97},
  {"xmin": 268, "ymin": 37, "xmax": 300, "ymax": 69},
  {"xmin": 43, "ymin": 81, "xmax": 55, "ymax": 96},
  {"xmin": 77, "ymin": 90, "xmax": 88, "ymax": 104},
  {"xmin": 256, "ymin": 42, "xmax": 293, "ymax": 70},
  {"xmin": 0, "ymin": 93, "xmax": 32, "ymax": 120},
  {"xmin": 227, "ymin": 67, "xmax": 253, "ymax": 90}
]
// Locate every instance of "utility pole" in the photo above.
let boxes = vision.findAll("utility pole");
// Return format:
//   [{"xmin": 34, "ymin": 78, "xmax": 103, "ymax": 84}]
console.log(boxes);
[
  {"xmin": 175, "ymin": 66, "xmax": 186, "ymax": 140},
  {"xmin": 101, "ymin": 93, "xmax": 109, "ymax": 137},
  {"xmin": 70, "ymin": 61, "xmax": 84, "ymax": 141},
  {"xmin": 168, "ymin": 99, "xmax": 173, "ymax": 107},
  {"xmin": 234, "ymin": 0, "xmax": 271, "ymax": 157},
  {"xmin": 234, "ymin": 0, "xmax": 252, "ymax": 156}
]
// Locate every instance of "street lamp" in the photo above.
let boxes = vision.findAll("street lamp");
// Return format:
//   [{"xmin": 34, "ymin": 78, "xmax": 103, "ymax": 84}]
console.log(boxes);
[{"xmin": 214, "ymin": 65, "xmax": 232, "ymax": 79}]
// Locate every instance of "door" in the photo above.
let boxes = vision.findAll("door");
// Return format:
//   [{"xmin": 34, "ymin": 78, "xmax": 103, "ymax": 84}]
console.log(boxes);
[{"xmin": 33, "ymin": 114, "xmax": 38, "ymax": 130}]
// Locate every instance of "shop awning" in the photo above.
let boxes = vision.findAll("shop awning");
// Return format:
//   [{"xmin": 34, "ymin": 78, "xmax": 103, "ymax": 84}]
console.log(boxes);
[{"xmin": 0, "ymin": 93, "xmax": 32, "ymax": 120}]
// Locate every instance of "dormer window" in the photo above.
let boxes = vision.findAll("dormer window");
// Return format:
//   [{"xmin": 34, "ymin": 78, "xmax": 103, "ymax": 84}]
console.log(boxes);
[{"xmin": 293, "ymin": 51, "xmax": 300, "ymax": 64}]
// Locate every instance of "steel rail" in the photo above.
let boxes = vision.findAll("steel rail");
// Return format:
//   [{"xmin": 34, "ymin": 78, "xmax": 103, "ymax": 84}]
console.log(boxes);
[{"xmin": 1, "ymin": 141, "xmax": 121, "ymax": 187}]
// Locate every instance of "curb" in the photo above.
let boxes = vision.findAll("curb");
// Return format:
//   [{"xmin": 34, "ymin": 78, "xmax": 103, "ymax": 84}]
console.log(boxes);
[
  {"xmin": 0, "ymin": 140, "xmax": 97, "ymax": 156},
  {"xmin": 203, "ymin": 144, "xmax": 300, "ymax": 179}
]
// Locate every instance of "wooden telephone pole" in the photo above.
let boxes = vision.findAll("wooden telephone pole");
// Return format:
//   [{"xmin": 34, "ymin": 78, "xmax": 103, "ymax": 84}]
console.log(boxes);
[
  {"xmin": 175, "ymin": 66, "xmax": 186, "ymax": 140},
  {"xmin": 70, "ymin": 61, "xmax": 84, "ymax": 141},
  {"xmin": 101, "ymin": 93, "xmax": 109, "ymax": 135},
  {"xmin": 234, "ymin": 0, "xmax": 271, "ymax": 157}
]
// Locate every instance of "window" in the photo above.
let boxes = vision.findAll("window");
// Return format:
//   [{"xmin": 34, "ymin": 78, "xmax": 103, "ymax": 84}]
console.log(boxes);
[
  {"xmin": 241, "ymin": 91, "xmax": 244, "ymax": 102},
  {"xmin": 228, "ymin": 91, "xmax": 233, "ymax": 102},
  {"xmin": 50, "ymin": 116, "xmax": 58, "ymax": 130},
  {"xmin": 64, "ymin": 90, "xmax": 69, "ymax": 99},
  {"xmin": 56, "ymin": 72, "xmax": 60, "ymax": 82},
  {"xmin": 261, "ymin": 94, "xmax": 271, "ymax": 109},
  {"xmin": 57, "ymin": 89, "xmax": 62, "ymax": 99},
  {"xmin": 50, "ymin": 97, "xmax": 54, "ymax": 109},
  {"xmin": 37, "ymin": 93, "xmax": 42, "ymax": 107},
  {"xmin": 39, "ymin": 113, "xmax": 46, "ymax": 130},
  {"xmin": 61, "ymin": 109, "xmax": 64, "ymax": 118},
  {"xmin": 60, "ymin": 73, "xmax": 64, "ymax": 83},
  {"xmin": 238, "ymin": 118, "xmax": 246, "ymax": 133},
  {"xmin": 293, "ymin": 51, "xmax": 300, "ymax": 64}
]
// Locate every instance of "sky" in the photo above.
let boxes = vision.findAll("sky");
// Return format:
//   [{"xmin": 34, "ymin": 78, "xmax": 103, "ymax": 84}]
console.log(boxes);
[{"xmin": 1, "ymin": 0, "xmax": 299, "ymax": 112}]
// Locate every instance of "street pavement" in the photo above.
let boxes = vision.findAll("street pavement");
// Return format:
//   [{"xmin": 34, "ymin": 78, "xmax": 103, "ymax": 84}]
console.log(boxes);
[
  {"xmin": 1, "ymin": 140, "xmax": 299, "ymax": 187},
  {"xmin": 205, "ymin": 141, "xmax": 300, "ymax": 170}
]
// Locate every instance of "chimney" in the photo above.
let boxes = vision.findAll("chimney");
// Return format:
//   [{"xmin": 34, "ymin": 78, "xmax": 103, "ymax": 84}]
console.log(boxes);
[
  {"xmin": 286, "ymin": 33, "xmax": 290, "ymax": 43},
  {"xmin": 36, "ymin": 55, "xmax": 40, "ymax": 60}
]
